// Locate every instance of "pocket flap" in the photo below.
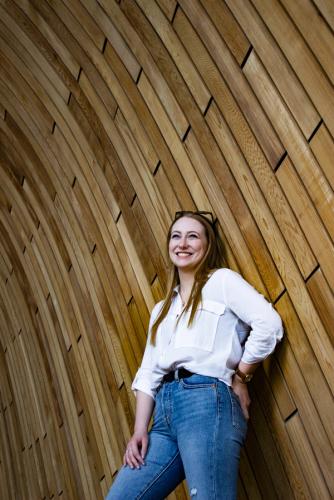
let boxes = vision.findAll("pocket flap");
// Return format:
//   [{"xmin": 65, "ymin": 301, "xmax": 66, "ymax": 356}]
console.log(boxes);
[{"xmin": 200, "ymin": 300, "xmax": 226, "ymax": 315}]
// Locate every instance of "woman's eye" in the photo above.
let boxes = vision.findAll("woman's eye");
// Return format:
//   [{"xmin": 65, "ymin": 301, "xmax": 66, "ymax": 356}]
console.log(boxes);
[
  {"xmin": 171, "ymin": 234, "xmax": 180, "ymax": 239},
  {"xmin": 188, "ymin": 234, "xmax": 198, "ymax": 238}
]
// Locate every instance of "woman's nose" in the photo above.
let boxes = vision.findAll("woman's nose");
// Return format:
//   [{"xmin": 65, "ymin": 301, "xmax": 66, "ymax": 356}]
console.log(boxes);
[{"xmin": 178, "ymin": 236, "xmax": 188, "ymax": 248}]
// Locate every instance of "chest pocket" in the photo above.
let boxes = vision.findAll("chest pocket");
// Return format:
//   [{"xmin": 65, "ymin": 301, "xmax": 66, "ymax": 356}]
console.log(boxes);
[{"xmin": 174, "ymin": 300, "xmax": 226, "ymax": 352}]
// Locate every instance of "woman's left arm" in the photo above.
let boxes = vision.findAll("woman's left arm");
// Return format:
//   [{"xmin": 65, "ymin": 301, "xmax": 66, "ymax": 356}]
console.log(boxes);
[
  {"xmin": 222, "ymin": 269, "xmax": 284, "ymax": 419},
  {"xmin": 223, "ymin": 269, "xmax": 284, "ymax": 365}
]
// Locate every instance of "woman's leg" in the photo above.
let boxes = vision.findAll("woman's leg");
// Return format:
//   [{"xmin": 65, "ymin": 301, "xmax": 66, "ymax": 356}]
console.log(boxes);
[
  {"xmin": 106, "ymin": 387, "xmax": 185, "ymax": 499},
  {"xmin": 105, "ymin": 432, "xmax": 184, "ymax": 499},
  {"xmin": 174, "ymin": 376, "xmax": 247, "ymax": 500}
]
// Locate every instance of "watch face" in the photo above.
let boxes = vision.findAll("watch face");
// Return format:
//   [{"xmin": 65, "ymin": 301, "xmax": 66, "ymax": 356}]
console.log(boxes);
[{"xmin": 237, "ymin": 369, "xmax": 252, "ymax": 383}]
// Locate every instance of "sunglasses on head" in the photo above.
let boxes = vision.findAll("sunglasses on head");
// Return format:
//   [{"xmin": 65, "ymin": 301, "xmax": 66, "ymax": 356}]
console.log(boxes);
[{"xmin": 174, "ymin": 211, "xmax": 216, "ymax": 226}]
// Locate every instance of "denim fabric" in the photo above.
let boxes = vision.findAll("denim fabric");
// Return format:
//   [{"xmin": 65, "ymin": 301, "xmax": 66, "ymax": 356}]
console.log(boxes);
[{"xmin": 106, "ymin": 375, "xmax": 247, "ymax": 500}]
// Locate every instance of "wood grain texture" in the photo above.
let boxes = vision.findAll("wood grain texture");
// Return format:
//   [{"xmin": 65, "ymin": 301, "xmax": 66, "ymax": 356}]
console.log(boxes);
[{"xmin": 0, "ymin": 1, "xmax": 333, "ymax": 499}]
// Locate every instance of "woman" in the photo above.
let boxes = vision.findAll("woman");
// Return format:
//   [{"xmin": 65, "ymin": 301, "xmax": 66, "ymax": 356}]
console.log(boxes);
[{"xmin": 106, "ymin": 211, "xmax": 283, "ymax": 500}]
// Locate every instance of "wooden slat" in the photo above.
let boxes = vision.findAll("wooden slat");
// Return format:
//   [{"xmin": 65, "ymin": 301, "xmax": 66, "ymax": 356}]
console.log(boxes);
[
  {"xmin": 0, "ymin": 239, "xmax": 13, "ymax": 277},
  {"xmin": 205, "ymin": 100, "xmax": 316, "ymax": 281},
  {"xmin": 0, "ymin": 101, "xmax": 5, "ymax": 120},
  {"xmin": 253, "ymin": 374, "xmax": 312, "ymax": 498},
  {"xmin": 309, "ymin": 123, "xmax": 334, "ymax": 191},
  {"xmin": 83, "ymin": 0, "xmax": 141, "ymax": 81},
  {"xmin": 276, "ymin": 294, "xmax": 334, "ymax": 450},
  {"xmin": 66, "ymin": 0, "xmax": 106, "ymax": 52},
  {"xmin": 103, "ymin": 39, "xmax": 194, "ymax": 210},
  {"xmin": 0, "ymin": 344, "xmax": 12, "ymax": 409},
  {"xmin": 178, "ymin": 0, "xmax": 284, "ymax": 167},
  {"xmin": 280, "ymin": 0, "xmax": 334, "ymax": 85},
  {"xmin": 78, "ymin": 412, "xmax": 103, "ymax": 498},
  {"xmin": 0, "ymin": 408, "xmax": 17, "ymax": 499},
  {"xmin": 0, "ymin": 48, "xmax": 54, "ymax": 133},
  {"xmin": 156, "ymin": 0, "xmax": 178, "ymax": 21},
  {"xmin": 262, "ymin": 356, "xmax": 296, "ymax": 421},
  {"xmin": 76, "ymin": 336, "xmax": 116, "ymax": 481},
  {"xmin": 5, "ymin": 404, "xmax": 27, "ymax": 499},
  {"xmin": 138, "ymin": 72, "xmax": 211, "ymax": 206},
  {"xmin": 0, "ymin": 4, "xmax": 70, "ymax": 104},
  {"xmin": 199, "ymin": 0, "xmax": 251, "ymax": 65},
  {"xmin": 276, "ymin": 338, "xmax": 334, "ymax": 494},
  {"xmin": 243, "ymin": 421, "xmax": 280, "ymax": 498},
  {"xmin": 246, "ymin": 395, "xmax": 293, "ymax": 498},
  {"xmin": 277, "ymin": 157, "xmax": 334, "ymax": 292},
  {"xmin": 307, "ymin": 268, "xmax": 334, "ymax": 346},
  {"xmin": 39, "ymin": 433, "xmax": 57, "ymax": 497},
  {"xmin": 114, "ymin": 108, "xmax": 170, "ymax": 259},
  {"xmin": 33, "ymin": 439, "xmax": 48, "ymax": 498},
  {"xmin": 251, "ymin": 0, "xmax": 334, "ymax": 139},
  {"xmin": 244, "ymin": 50, "xmax": 334, "ymax": 242},
  {"xmin": 136, "ymin": 0, "xmax": 212, "ymax": 114},
  {"xmin": 286, "ymin": 414, "xmax": 331, "ymax": 499},
  {"xmin": 16, "ymin": 0, "xmax": 81, "ymax": 79},
  {"xmin": 100, "ymin": 0, "xmax": 190, "ymax": 139},
  {"xmin": 92, "ymin": 246, "xmax": 139, "ymax": 377},
  {"xmin": 103, "ymin": 42, "xmax": 159, "ymax": 172},
  {"xmin": 313, "ymin": 0, "xmax": 334, "ymax": 31},
  {"xmin": 226, "ymin": 0, "xmax": 320, "ymax": 139}
]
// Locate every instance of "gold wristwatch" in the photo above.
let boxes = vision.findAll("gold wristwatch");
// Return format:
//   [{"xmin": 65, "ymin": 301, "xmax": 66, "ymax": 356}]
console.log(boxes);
[{"xmin": 235, "ymin": 368, "xmax": 253, "ymax": 384}]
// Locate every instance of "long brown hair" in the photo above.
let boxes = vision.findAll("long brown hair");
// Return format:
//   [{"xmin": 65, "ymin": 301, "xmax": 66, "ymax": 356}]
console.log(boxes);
[{"xmin": 150, "ymin": 212, "xmax": 226, "ymax": 345}]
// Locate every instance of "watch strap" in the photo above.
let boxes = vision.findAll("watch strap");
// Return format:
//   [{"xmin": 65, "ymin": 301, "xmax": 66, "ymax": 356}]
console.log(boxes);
[{"xmin": 235, "ymin": 368, "xmax": 253, "ymax": 384}]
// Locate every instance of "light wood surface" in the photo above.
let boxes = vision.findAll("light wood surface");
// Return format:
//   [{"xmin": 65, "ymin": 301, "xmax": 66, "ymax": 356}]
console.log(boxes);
[{"xmin": 0, "ymin": 1, "xmax": 333, "ymax": 499}]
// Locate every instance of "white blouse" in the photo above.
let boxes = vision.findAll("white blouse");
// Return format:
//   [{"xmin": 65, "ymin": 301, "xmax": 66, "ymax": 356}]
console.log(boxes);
[{"xmin": 132, "ymin": 268, "xmax": 283, "ymax": 399}]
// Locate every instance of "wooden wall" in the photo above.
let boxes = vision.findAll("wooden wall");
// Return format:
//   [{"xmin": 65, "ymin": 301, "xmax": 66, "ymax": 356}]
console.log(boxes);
[{"xmin": 0, "ymin": 1, "xmax": 333, "ymax": 498}]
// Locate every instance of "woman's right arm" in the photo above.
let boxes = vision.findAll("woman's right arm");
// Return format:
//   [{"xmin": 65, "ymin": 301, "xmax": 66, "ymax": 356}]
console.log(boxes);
[
  {"xmin": 123, "ymin": 391, "xmax": 155, "ymax": 469},
  {"xmin": 126, "ymin": 301, "xmax": 165, "ymax": 468}
]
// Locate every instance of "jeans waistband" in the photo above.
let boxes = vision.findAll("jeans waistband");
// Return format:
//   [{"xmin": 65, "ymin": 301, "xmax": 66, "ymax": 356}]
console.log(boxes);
[{"xmin": 162, "ymin": 368, "xmax": 194, "ymax": 383}]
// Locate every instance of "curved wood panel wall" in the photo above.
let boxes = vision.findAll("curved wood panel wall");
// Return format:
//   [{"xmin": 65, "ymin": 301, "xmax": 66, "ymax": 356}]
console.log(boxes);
[{"xmin": 0, "ymin": 1, "xmax": 333, "ymax": 498}]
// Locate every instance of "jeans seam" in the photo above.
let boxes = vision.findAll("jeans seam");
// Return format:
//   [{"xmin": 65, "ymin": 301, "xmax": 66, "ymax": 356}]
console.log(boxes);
[
  {"xmin": 227, "ymin": 386, "xmax": 239, "ymax": 428},
  {"xmin": 136, "ymin": 451, "xmax": 181, "ymax": 500},
  {"xmin": 212, "ymin": 386, "xmax": 219, "ymax": 500}
]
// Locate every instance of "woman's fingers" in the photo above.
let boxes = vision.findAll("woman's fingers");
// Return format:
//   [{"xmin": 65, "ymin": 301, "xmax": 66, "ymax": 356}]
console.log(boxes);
[
  {"xmin": 239, "ymin": 393, "xmax": 251, "ymax": 420},
  {"xmin": 242, "ymin": 403, "xmax": 250, "ymax": 420},
  {"xmin": 140, "ymin": 434, "xmax": 148, "ymax": 459},
  {"xmin": 231, "ymin": 379, "xmax": 251, "ymax": 420},
  {"xmin": 124, "ymin": 439, "xmax": 145, "ymax": 469}
]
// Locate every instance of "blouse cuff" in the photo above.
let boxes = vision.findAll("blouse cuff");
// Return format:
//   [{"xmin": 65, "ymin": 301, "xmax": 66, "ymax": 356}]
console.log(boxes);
[{"xmin": 131, "ymin": 372, "xmax": 156, "ymax": 400}]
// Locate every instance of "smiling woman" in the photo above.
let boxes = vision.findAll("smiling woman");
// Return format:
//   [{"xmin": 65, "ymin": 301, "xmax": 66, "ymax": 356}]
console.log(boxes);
[{"xmin": 106, "ymin": 211, "xmax": 283, "ymax": 500}]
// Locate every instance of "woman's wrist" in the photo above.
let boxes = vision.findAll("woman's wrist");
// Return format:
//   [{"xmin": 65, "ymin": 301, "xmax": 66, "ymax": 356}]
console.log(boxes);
[
  {"xmin": 235, "ymin": 368, "xmax": 253, "ymax": 384},
  {"xmin": 235, "ymin": 361, "xmax": 260, "ymax": 383},
  {"xmin": 134, "ymin": 424, "xmax": 148, "ymax": 434}
]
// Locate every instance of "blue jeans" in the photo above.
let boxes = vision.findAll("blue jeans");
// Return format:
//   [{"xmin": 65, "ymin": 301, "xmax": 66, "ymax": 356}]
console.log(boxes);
[{"xmin": 106, "ymin": 374, "xmax": 247, "ymax": 500}]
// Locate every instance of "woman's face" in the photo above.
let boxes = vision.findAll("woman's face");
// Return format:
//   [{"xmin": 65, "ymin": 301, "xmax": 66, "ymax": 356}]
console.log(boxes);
[{"xmin": 169, "ymin": 216, "xmax": 208, "ymax": 272}]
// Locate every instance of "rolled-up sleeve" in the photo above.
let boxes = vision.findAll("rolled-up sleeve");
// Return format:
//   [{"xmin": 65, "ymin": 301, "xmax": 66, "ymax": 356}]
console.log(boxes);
[
  {"xmin": 222, "ymin": 269, "xmax": 284, "ymax": 364},
  {"xmin": 131, "ymin": 301, "xmax": 165, "ymax": 400}
]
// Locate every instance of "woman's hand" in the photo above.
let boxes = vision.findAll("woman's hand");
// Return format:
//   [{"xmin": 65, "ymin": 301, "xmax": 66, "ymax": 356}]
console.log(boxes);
[
  {"xmin": 123, "ymin": 429, "xmax": 149, "ymax": 469},
  {"xmin": 231, "ymin": 377, "xmax": 251, "ymax": 420}
]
